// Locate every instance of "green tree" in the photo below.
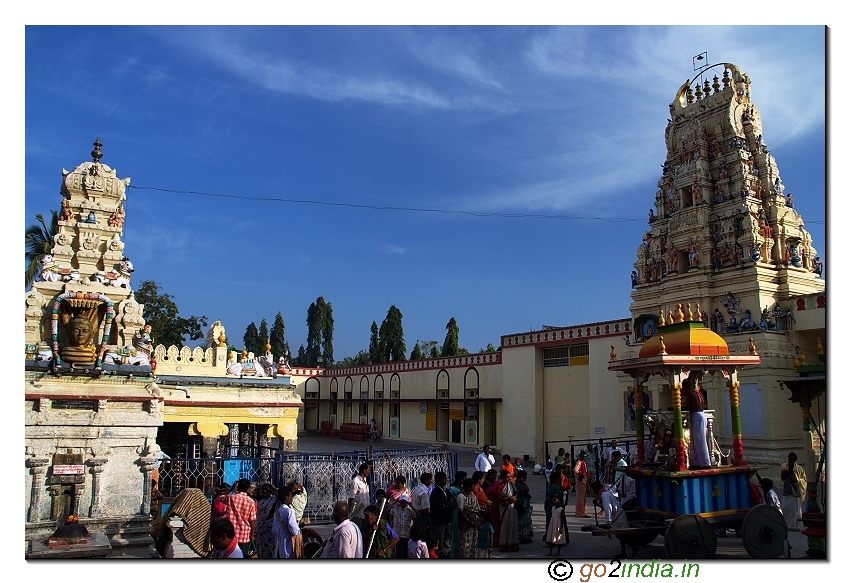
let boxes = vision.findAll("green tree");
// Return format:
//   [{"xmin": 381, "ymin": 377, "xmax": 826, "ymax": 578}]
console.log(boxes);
[
  {"xmin": 368, "ymin": 321, "xmax": 380, "ymax": 363},
  {"xmin": 321, "ymin": 299, "xmax": 334, "ymax": 366},
  {"xmin": 25, "ymin": 210, "xmax": 59, "ymax": 287},
  {"xmin": 378, "ymin": 305, "xmax": 406, "ymax": 362},
  {"xmin": 243, "ymin": 322, "xmax": 261, "ymax": 355},
  {"xmin": 410, "ymin": 342, "xmax": 424, "ymax": 360},
  {"xmin": 258, "ymin": 318, "xmax": 270, "ymax": 352},
  {"xmin": 480, "ymin": 342, "xmax": 497, "ymax": 353},
  {"xmin": 135, "ymin": 280, "xmax": 208, "ymax": 348},
  {"xmin": 269, "ymin": 312, "xmax": 290, "ymax": 361},
  {"xmin": 338, "ymin": 350, "xmax": 371, "ymax": 367},
  {"xmin": 441, "ymin": 317, "xmax": 460, "ymax": 357},
  {"xmin": 415, "ymin": 340, "xmax": 439, "ymax": 359},
  {"xmin": 306, "ymin": 297, "xmax": 334, "ymax": 366},
  {"xmin": 294, "ymin": 345, "xmax": 307, "ymax": 367}
]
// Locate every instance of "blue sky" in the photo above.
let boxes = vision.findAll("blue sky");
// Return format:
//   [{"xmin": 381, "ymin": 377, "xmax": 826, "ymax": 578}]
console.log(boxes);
[{"xmin": 24, "ymin": 25, "xmax": 826, "ymax": 361}]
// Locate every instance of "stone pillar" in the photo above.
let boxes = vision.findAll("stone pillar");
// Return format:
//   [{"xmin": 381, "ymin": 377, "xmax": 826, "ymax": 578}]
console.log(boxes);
[
  {"xmin": 49, "ymin": 485, "xmax": 66, "ymax": 521},
  {"xmin": 71, "ymin": 483, "xmax": 85, "ymax": 517},
  {"xmin": 26, "ymin": 457, "xmax": 50, "ymax": 523},
  {"xmin": 87, "ymin": 458, "xmax": 108, "ymax": 517},
  {"xmin": 137, "ymin": 456, "xmax": 157, "ymax": 515}
]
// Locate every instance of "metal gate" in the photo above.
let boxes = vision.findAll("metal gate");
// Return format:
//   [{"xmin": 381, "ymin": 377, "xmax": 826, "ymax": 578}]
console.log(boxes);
[{"xmin": 158, "ymin": 447, "xmax": 457, "ymax": 522}]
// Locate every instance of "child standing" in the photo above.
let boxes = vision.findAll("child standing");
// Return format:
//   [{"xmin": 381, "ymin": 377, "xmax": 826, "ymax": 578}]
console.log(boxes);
[
  {"xmin": 544, "ymin": 493, "xmax": 569, "ymax": 556},
  {"xmin": 407, "ymin": 525, "xmax": 429, "ymax": 558},
  {"xmin": 389, "ymin": 494, "xmax": 417, "ymax": 559},
  {"xmin": 760, "ymin": 478, "xmax": 783, "ymax": 514},
  {"xmin": 427, "ymin": 535, "xmax": 440, "ymax": 559},
  {"xmin": 476, "ymin": 511, "xmax": 495, "ymax": 558}
]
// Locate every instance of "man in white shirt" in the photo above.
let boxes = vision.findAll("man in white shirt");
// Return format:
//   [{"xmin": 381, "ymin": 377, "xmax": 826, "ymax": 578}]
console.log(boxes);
[
  {"xmin": 475, "ymin": 445, "xmax": 496, "ymax": 473},
  {"xmin": 411, "ymin": 472, "xmax": 433, "ymax": 529},
  {"xmin": 603, "ymin": 440, "xmax": 626, "ymax": 464},
  {"xmin": 322, "ymin": 501, "xmax": 363, "ymax": 558},
  {"xmin": 348, "ymin": 463, "xmax": 371, "ymax": 528}
]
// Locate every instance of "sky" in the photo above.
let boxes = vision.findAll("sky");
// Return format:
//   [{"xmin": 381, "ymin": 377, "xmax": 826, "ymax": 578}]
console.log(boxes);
[{"xmin": 22, "ymin": 25, "xmax": 827, "ymax": 362}]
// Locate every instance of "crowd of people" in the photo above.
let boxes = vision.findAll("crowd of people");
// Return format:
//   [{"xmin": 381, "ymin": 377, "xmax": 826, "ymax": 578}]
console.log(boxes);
[
  {"xmin": 201, "ymin": 442, "xmax": 801, "ymax": 559},
  {"xmin": 207, "ymin": 477, "xmax": 309, "ymax": 558}
]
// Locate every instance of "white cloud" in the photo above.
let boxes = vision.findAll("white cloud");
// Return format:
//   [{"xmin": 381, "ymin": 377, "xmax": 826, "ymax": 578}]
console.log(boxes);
[{"xmin": 177, "ymin": 29, "xmax": 453, "ymax": 108}]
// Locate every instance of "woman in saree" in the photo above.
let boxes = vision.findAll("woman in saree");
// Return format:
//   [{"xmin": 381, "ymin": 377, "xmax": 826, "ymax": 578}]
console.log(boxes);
[
  {"xmin": 255, "ymin": 483, "xmax": 279, "ymax": 558},
  {"xmin": 544, "ymin": 471, "xmax": 564, "ymax": 531},
  {"xmin": 515, "ymin": 469, "xmax": 533, "ymax": 543},
  {"xmin": 497, "ymin": 469, "xmax": 519, "ymax": 552},
  {"xmin": 472, "ymin": 471, "xmax": 490, "ymax": 513},
  {"xmin": 500, "ymin": 454, "xmax": 517, "ymax": 482},
  {"xmin": 455, "ymin": 478, "xmax": 481, "ymax": 558},
  {"xmin": 485, "ymin": 470, "xmax": 504, "ymax": 544},
  {"xmin": 448, "ymin": 471, "xmax": 467, "ymax": 558},
  {"xmin": 386, "ymin": 475, "xmax": 411, "ymax": 510},
  {"xmin": 574, "ymin": 450, "xmax": 590, "ymax": 518}
]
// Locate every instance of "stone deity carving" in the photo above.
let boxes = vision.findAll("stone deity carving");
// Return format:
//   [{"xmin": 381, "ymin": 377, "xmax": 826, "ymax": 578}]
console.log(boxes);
[
  {"xmin": 59, "ymin": 198, "xmax": 74, "ymax": 222},
  {"xmin": 60, "ymin": 316, "xmax": 97, "ymax": 365}
]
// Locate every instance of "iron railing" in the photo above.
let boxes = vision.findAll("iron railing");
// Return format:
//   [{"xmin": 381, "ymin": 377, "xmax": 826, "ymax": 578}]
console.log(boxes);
[{"xmin": 157, "ymin": 447, "xmax": 457, "ymax": 523}]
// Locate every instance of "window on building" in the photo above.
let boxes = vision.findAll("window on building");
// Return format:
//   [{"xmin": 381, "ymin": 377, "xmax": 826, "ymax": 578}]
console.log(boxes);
[{"xmin": 543, "ymin": 343, "xmax": 589, "ymax": 367}]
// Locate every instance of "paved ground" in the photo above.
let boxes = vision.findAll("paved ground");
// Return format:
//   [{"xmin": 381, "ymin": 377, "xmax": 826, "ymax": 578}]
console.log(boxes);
[{"xmin": 294, "ymin": 433, "xmax": 812, "ymax": 561}]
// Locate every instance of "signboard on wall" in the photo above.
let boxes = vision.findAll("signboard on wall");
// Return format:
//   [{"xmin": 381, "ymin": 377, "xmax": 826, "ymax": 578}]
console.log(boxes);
[
  {"xmin": 389, "ymin": 417, "xmax": 400, "ymax": 438},
  {"xmin": 419, "ymin": 403, "xmax": 428, "ymax": 414},
  {"xmin": 594, "ymin": 426, "xmax": 606, "ymax": 434},
  {"xmin": 465, "ymin": 420, "xmax": 478, "ymax": 444}
]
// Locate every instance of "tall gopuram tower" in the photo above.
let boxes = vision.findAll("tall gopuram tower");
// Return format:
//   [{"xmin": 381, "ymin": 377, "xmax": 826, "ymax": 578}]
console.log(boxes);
[{"xmin": 626, "ymin": 63, "xmax": 825, "ymax": 477}]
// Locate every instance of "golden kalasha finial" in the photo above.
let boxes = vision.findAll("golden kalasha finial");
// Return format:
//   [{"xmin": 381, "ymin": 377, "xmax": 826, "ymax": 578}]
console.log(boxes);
[
  {"xmin": 659, "ymin": 309, "xmax": 666, "ymax": 327},
  {"xmin": 798, "ymin": 351, "xmax": 806, "ymax": 365},
  {"xmin": 817, "ymin": 338, "xmax": 824, "ymax": 356},
  {"xmin": 218, "ymin": 331, "xmax": 227, "ymax": 347},
  {"xmin": 676, "ymin": 303, "xmax": 685, "ymax": 322},
  {"xmin": 696, "ymin": 303, "xmax": 702, "ymax": 318},
  {"xmin": 659, "ymin": 336, "xmax": 667, "ymax": 355},
  {"xmin": 242, "ymin": 349, "xmax": 248, "ymax": 361},
  {"xmin": 610, "ymin": 344, "xmax": 617, "ymax": 360},
  {"xmin": 686, "ymin": 303, "xmax": 694, "ymax": 321},
  {"xmin": 748, "ymin": 338, "xmax": 758, "ymax": 355},
  {"xmin": 266, "ymin": 342, "xmax": 272, "ymax": 352},
  {"xmin": 668, "ymin": 310, "xmax": 675, "ymax": 324}
]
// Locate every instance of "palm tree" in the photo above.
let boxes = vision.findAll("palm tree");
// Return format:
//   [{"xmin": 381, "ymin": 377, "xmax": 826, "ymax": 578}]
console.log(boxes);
[{"xmin": 25, "ymin": 210, "xmax": 58, "ymax": 288}]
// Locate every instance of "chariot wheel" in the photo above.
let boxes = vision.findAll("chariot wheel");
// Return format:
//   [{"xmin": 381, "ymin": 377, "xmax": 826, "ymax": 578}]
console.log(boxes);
[
  {"xmin": 664, "ymin": 514, "xmax": 717, "ymax": 559},
  {"xmin": 741, "ymin": 504, "xmax": 787, "ymax": 558}
]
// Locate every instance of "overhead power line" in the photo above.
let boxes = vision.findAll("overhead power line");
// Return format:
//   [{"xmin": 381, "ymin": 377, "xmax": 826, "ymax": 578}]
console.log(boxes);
[
  {"xmin": 127, "ymin": 184, "xmax": 824, "ymax": 225},
  {"xmin": 128, "ymin": 185, "xmax": 642, "ymax": 223}
]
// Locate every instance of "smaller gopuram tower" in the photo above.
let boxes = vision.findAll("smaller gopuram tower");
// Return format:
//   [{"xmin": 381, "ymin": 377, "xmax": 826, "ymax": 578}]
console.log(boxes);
[
  {"xmin": 626, "ymin": 63, "xmax": 825, "ymax": 476},
  {"xmin": 25, "ymin": 140, "xmax": 161, "ymax": 558}
]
